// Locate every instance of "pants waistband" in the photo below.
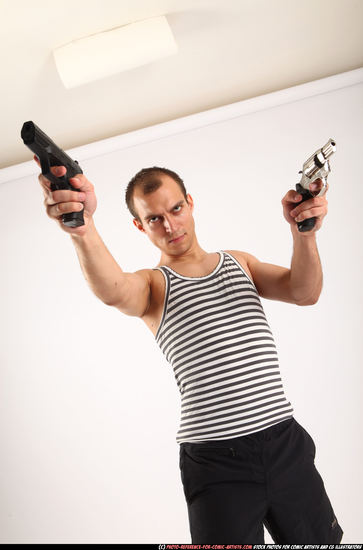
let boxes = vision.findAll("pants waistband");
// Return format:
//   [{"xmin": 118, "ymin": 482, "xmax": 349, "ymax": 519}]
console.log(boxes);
[{"xmin": 180, "ymin": 417, "xmax": 295, "ymax": 449}]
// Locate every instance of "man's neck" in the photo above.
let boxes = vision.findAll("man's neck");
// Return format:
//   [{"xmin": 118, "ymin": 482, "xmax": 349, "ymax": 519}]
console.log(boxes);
[{"xmin": 159, "ymin": 240, "xmax": 209, "ymax": 267}]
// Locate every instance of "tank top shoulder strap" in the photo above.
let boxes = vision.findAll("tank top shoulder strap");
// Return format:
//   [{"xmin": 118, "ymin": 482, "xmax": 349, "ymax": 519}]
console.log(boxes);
[{"xmin": 152, "ymin": 266, "xmax": 171, "ymax": 283}]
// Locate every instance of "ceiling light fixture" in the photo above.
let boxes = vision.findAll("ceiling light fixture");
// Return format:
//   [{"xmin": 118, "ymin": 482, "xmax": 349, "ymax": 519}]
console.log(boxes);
[{"xmin": 53, "ymin": 15, "xmax": 178, "ymax": 89}]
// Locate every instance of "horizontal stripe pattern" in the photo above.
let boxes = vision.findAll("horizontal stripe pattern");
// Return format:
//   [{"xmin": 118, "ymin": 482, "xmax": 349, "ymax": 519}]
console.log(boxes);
[{"xmin": 153, "ymin": 251, "xmax": 293, "ymax": 444}]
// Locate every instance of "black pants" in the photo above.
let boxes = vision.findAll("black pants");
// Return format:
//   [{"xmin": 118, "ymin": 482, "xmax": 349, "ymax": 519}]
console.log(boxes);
[{"xmin": 179, "ymin": 417, "xmax": 343, "ymax": 543}]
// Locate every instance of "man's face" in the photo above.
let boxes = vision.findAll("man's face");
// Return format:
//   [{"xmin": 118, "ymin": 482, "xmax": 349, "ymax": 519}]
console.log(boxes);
[{"xmin": 132, "ymin": 175, "xmax": 195, "ymax": 255}]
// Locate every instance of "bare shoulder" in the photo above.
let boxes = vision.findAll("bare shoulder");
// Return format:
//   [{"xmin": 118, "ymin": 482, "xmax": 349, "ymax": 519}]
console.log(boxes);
[
  {"xmin": 133, "ymin": 266, "xmax": 166, "ymax": 280},
  {"xmin": 133, "ymin": 267, "xmax": 153, "ymax": 283},
  {"xmin": 224, "ymin": 250, "xmax": 298, "ymax": 304},
  {"xmin": 224, "ymin": 249, "xmax": 255, "ymax": 284},
  {"xmin": 132, "ymin": 267, "xmax": 164, "ymax": 300}
]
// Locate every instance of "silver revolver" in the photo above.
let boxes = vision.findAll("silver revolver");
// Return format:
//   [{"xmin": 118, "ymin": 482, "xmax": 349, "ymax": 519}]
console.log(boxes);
[{"xmin": 295, "ymin": 138, "xmax": 336, "ymax": 232}]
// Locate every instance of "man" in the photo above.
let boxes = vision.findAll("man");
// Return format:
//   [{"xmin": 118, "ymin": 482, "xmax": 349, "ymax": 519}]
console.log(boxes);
[{"xmin": 35, "ymin": 158, "xmax": 343, "ymax": 543}]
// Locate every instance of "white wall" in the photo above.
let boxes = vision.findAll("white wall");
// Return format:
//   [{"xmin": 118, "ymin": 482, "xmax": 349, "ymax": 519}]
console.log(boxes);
[{"xmin": 1, "ymin": 69, "xmax": 362, "ymax": 544}]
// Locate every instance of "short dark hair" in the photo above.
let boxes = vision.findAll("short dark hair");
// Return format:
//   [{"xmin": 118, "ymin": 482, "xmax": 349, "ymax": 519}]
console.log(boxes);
[{"xmin": 125, "ymin": 166, "xmax": 188, "ymax": 224}]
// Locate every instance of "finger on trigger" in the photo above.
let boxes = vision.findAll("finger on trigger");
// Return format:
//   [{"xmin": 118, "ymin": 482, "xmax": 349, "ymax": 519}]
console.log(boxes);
[
  {"xmin": 50, "ymin": 165, "xmax": 67, "ymax": 177},
  {"xmin": 70, "ymin": 177, "xmax": 81, "ymax": 188}
]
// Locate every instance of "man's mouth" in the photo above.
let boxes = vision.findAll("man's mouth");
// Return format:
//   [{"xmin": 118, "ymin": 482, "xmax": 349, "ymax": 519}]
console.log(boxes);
[{"xmin": 169, "ymin": 234, "xmax": 185, "ymax": 243}]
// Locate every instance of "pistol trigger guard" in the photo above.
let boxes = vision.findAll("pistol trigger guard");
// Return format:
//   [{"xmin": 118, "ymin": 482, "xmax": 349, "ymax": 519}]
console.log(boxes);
[
  {"xmin": 38, "ymin": 153, "xmax": 66, "ymax": 191},
  {"xmin": 38, "ymin": 151, "xmax": 51, "ymax": 180}
]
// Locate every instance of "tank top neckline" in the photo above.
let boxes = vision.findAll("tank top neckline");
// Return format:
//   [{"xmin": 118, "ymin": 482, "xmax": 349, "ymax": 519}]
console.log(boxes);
[{"xmin": 158, "ymin": 250, "xmax": 224, "ymax": 281}]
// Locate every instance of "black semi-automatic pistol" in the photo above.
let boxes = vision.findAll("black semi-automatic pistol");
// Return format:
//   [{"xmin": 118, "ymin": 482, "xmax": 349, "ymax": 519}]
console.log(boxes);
[{"xmin": 21, "ymin": 121, "xmax": 84, "ymax": 227}]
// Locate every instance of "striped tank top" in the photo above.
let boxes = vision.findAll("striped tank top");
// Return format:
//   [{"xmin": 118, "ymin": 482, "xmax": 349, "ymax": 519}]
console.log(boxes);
[{"xmin": 152, "ymin": 250, "xmax": 294, "ymax": 444}]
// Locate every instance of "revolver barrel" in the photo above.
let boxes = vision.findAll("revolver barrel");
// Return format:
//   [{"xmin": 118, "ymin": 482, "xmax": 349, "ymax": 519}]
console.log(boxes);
[{"xmin": 321, "ymin": 138, "xmax": 336, "ymax": 160}]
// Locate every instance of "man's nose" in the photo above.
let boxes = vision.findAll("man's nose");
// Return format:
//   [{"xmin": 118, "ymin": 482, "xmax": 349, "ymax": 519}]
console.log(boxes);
[{"xmin": 163, "ymin": 215, "xmax": 177, "ymax": 233}]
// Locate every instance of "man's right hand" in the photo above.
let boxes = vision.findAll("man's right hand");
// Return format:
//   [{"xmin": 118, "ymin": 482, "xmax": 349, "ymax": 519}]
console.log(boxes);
[{"xmin": 35, "ymin": 155, "xmax": 97, "ymax": 236}]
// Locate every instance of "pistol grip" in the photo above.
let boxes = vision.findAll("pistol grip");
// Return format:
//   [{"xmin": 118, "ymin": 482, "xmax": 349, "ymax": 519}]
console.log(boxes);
[
  {"xmin": 50, "ymin": 179, "xmax": 85, "ymax": 227},
  {"xmin": 295, "ymin": 183, "xmax": 316, "ymax": 232},
  {"xmin": 62, "ymin": 210, "xmax": 85, "ymax": 227}
]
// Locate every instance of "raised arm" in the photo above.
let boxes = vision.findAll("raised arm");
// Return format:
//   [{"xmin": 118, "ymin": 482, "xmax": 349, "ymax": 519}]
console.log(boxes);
[
  {"xmin": 36, "ymin": 159, "xmax": 151, "ymax": 317},
  {"xmin": 231, "ymin": 180, "xmax": 327, "ymax": 306},
  {"xmin": 242, "ymin": 248, "xmax": 322, "ymax": 306},
  {"xmin": 71, "ymin": 219, "xmax": 151, "ymax": 316}
]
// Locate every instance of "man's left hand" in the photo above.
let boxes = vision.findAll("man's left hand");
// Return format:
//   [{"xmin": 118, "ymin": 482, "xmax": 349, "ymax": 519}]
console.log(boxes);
[{"xmin": 281, "ymin": 178, "xmax": 329, "ymax": 236}]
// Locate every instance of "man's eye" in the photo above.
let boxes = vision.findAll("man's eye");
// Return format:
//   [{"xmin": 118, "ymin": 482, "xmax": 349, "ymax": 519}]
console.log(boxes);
[
  {"xmin": 174, "ymin": 205, "xmax": 182, "ymax": 212},
  {"xmin": 149, "ymin": 217, "xmax": 159, "ymax": 223}
]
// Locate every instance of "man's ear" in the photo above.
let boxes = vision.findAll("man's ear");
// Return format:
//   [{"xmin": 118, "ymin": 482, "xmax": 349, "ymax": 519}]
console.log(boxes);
[
  {"xmin": 186, "ymin": 194, "xmax": 194, "ymax": 211},
  {"xmin": 133, "ymin": 218, "xmax": 146, "ymax": 233}
]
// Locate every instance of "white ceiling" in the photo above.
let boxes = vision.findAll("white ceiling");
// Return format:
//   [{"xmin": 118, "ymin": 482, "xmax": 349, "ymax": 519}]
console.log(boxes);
[{"xmin": 1, "ymin": 0, "xmax": 362, "ymax": 170}]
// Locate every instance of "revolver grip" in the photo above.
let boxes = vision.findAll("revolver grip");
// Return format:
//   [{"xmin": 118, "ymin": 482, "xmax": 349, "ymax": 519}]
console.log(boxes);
[{"xmin": 295, "ymin": 183, "xmax": 316, "ymax": 232}]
